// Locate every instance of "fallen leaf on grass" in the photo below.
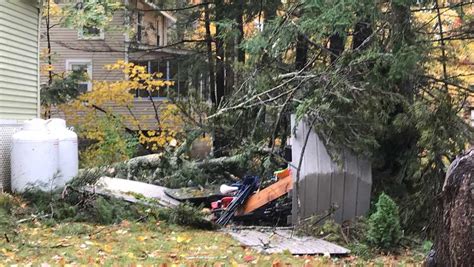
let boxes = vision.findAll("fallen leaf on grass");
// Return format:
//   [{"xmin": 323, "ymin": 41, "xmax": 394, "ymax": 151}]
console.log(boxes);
[
  {"xmin": 176, "ymin": 235, "xmax": 191, "ymax": 244},
  {"xmin": 137, "ymin": 236, "xmax": 148, "ymax": 242},
  {"xmin": 116, "ymin": 229, "xmax": 128, "ymax": 235},
  {"xmin": 120, "ymin": 220, "xmax": 131, "ymax": 228},
  {"xmin": 243, "ymin": 255, "xmax": 256, "ymax": 262}
]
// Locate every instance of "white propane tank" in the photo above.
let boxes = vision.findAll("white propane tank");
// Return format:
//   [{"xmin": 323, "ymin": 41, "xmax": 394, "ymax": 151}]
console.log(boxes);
[
  {"xmin": 11, "ymin": 118, "xmax": 59, "ymax": 192},
  {"xmin": 46, "ymin": 118, "xmax": 78, "ymax": 187}
]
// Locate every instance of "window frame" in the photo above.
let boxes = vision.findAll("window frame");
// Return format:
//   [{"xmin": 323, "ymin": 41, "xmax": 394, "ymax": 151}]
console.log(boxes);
[
  {"xmin": 78, "ymin": 25, "xmax": 105, "ymax": 40},
  {"xmin": 137, "ymin": 11, "xmax": 144, "ymax": 43},
  {"xmin": 65, "ymin": 59, "xmax": 93, "ymax": 92}
]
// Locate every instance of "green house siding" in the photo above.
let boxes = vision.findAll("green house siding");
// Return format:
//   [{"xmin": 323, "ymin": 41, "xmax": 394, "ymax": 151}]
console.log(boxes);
[{"xmin": 0, "ymin": 0, "xmax": 40, "ymax": 121}]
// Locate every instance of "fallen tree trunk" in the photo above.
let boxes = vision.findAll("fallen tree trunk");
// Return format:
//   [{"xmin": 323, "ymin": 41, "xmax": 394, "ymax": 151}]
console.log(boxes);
[
  {"xmin": 432, "ymin": 149, "xmax": 473, "ymax": 267},
  {"xmin": 73, "ymin": 152, "xmax": 253, "ymax": 188}
]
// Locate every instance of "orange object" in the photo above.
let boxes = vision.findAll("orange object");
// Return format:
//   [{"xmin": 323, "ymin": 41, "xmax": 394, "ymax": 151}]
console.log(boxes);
[
  {"xmin": 236, "ymin": 174, "xmax": 293, "ymax": 215},
  {"xmin": 274, "ymin": 168, "xmax": 291, "ymax": 179}
]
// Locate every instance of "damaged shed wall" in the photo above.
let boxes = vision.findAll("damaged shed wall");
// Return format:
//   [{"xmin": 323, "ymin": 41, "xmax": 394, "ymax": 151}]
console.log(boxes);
[{"xmin": 290, "ymin": 116, "xmax": 372, "ymax": 223}]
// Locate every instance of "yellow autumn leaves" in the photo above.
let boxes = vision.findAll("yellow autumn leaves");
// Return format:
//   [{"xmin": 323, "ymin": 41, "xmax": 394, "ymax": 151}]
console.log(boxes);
[
  {"xmin": 59, "ymin": 60, "xmax": 184, "ymax": 165},
  {"xmin": 414, "ymin": 7, "xmax": 474, "ymax": 106}
]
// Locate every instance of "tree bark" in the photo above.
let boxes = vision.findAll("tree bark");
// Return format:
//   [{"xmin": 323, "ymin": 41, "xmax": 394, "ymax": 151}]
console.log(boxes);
[
  {"xmin": 328, "ymin": 33, "xmax": 344, "ymax": 64},
  {"xmin": 204, "ymin": 3, "xmax": 215, "ymax": 102},
  {"xmin": 432, "ymin": 149, "xmax": 473, "ymax": 267},
  {"xmin": 213, "ymin": 0, "xmax": 225, "ymax": 107},
  {"xmin": 295, "ymin": 34, "xmax": 308, "ymax": 70},
  {"xmin": 235, "ymin": 0, "xmax": 245, "ymax": 64}
]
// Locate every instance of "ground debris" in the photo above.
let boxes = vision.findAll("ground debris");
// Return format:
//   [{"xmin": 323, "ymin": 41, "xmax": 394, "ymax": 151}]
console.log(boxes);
[
  {"xmin": 84, "ymin": 177, "xmax": 180, "ymax": 208},
  {"xmin": 226, "ymin": 227, "xmax": 350, "ymax": 255}
]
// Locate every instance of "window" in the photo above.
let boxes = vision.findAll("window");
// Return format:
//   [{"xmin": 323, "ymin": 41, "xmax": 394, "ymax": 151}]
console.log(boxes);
[
  {"xmin": 66, "ymin": 60, "xmax": 92, "ymax": 93},
  {"xmin": 137, "ymin": 12, "xmax": 144, "ymax": 43},
  {"xmin": 129, "ymin": 60, "xmax": 188, "ymax": 98},
  {"xmin": 78, "ymin": 25, "xmax": 104, "ymax": 40}
]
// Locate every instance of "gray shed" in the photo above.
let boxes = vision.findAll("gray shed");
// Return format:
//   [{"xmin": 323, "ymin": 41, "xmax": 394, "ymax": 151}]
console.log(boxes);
[{"xmin": 290, "ymin": 116, "xmax": 372, "ymax": 223}]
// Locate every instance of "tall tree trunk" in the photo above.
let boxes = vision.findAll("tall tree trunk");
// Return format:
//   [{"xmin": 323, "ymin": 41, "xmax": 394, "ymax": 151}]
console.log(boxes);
[
  {"xmin": 44, "ymin": 0, "xmax": 53, "ymax": 119},
  {"xmin": 212, "ymin": 0, "xmax": 225, "ymax": 107},
  {"xmin": 328, "ymin": 32, "xmax": 344, "ymax": 64},
  {"xmin": 212, "ymin": 0, "xmax": 227, "ymax": 157},
  {"xmin": 295, "ymin": 34, "xmax": 308, "ymax": 70},
  {"xmin": 432, "ymin": 150, "xmax": 473, "ymax": 267},
  {"xmin": 236, "ymin": 0, "xmax": 245, "ymax": 63},
  {"xmin": 225, "ymin": 34, "xmax": 235, "ymax": 96},
  {"xmin": 391, "ymin": 1, "xmax": 414, "ymax": 97},
  {"xmin": 204, "ymin": 3, "xmax": 215, "ymax": 102}
]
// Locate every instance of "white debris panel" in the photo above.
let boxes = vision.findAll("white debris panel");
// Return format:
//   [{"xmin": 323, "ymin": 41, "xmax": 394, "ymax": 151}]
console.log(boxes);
[
  {"xmin": 87, "ymin": 177, "xmax": 180, "ymax": 208},
  {"xmin": 227, "ymin": 228, "xmax": 350, "ymax": 255}
]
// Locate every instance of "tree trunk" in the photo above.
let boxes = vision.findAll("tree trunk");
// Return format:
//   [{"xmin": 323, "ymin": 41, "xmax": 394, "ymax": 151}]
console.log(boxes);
[
  {"xmin": 391, "ymin": 1, "xmax": 414, "ymax": 97},
  {"xmin": 432, "ymin": 149, "xmax": 473, "ymax": 267},
  {"xmin": 328, "ymin": 33, "xmax": 344, "ymax": 64},
  {"xmin": 213, "ymin": 0, "xmax": 225, "ymax": 107},
  {"xmin": 204, "ymin": 3, "xmax": 215, "ymax": 102},
  {"xmin": 225, "ymin": 34, "xmax": 235, "ymax": 96},
  {"xmin": 236, "ymin": 0, "xmax": 245, "ymax": 63},
  {"xmin": 295, "ymin": 34, "xmax": 308, "ymax": 70}
]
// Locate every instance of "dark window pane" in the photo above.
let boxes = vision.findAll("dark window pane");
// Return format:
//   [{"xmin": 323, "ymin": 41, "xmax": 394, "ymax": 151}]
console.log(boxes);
[
  {"xmin": 77, "ymin": 83, "xmax": 89, "ymax": 93},
  {"xmin": 137, "ymin": 13, "xmax": 143, "ymax": 42},
  {"xmin": 83, "ymin": 26, "xmax": 101, "ymax": 37}
]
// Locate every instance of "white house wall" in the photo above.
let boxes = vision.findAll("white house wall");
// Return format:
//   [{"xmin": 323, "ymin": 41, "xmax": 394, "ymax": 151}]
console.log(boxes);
[
  {"xmin": 0, "ymin": 0, "xmax": 40, "ymax": 191},
  {"xmin": 0, "ymin": 0, "xmax": 40, "ymax": 121}
]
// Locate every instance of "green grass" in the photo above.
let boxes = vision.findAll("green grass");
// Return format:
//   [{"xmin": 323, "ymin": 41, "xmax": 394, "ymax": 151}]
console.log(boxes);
[{"xmin": 0, "ymin": 220, "xmax": 427, "ymax": 266}]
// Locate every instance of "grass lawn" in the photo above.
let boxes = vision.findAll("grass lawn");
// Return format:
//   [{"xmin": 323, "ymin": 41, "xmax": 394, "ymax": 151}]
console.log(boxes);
[{"xmin": 1, "ymin": 220, "xmax": 425, "ymax": 266}]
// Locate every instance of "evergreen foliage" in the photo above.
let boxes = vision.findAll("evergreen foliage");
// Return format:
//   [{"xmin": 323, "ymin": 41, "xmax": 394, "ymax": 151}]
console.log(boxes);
[
  {"xmin": 79, "ymin": 115, "xmax": 139, "ymax": 168},
  {"xmin": 367, "ymin": 193, "xmax": 402, "ymax": 251}
]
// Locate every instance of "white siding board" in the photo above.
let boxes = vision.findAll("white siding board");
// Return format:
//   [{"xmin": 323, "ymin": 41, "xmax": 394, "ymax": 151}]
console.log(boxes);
[
  {"xmin": 0, "ymin": 38, "xmax": 38, "ymax": 54},
  {"xmin": 0, "ymin": 48, "xmax": 38, "ymax": 62},
  {"xmin": 0, "ymin": 5, "xmax": 37, "ymax": 21},
  {"xmin": 0, "ymin": 78, "xmax": 38, "ymax": 88},
  {"xmin": 0, "ymin": 0, "xmax": 37, "ymax": 13},
  {"xmin": 0, "ymin": 65, "xmax": 38, "ymax": 76},
  {"xmin": 0, "ymin": 87, "xmax": 37, "ymax": 98},
  {"xmin": 0, "ymin": 100, "xmax": 37, "ymax": 109},
  {"xmin": 0, "ymin": 57, "xmax": 38, "ymax": 71},
  {"xmin": 0, "ymin": 106, "xmax": 38, "ymax": 115},
  {"xmin": 0, "ymin": 94, "xmax": 37, "ymax": 103},
  {"xmin": 0, "ymin": 31, "xmax": 39, "ymax": 49},
  {"xmin": 0, "ymin": 69, "xmax": 38, "ymax": 83},
  {"xmin": 0, "ymin": 8, "xmax": 38, "ymax": 26},
  {"xmin": 0, "ymin": 0, "xmax": 40, "ymax": 121},
  {"xmin": 0, "ymin": 21, "xmax": 38, "ymax": 41}
]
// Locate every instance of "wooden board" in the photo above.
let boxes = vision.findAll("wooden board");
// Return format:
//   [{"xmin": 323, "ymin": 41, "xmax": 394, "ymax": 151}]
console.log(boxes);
[
  {"xmin": 236, "ymin": 175, "xmax": 293, "ymax": 215},
  {"xmin": 227, "ymin": 228, "xmax": 350, "ymax": 255}
]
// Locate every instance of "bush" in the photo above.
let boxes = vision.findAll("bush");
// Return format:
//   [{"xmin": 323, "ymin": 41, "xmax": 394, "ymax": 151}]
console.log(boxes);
[
  {"xmin": 79, "ymin": 115, "xmax": 139, "ymax": 168},
  {"xmin": 367, "ymin": 193, "xmax": 402, "ymax": 251}
]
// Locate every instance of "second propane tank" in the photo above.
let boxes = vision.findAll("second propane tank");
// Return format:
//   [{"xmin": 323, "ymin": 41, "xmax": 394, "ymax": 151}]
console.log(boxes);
[{"xmin": 46, "ymin": 118, "xmax": 78, "ymax": 187}]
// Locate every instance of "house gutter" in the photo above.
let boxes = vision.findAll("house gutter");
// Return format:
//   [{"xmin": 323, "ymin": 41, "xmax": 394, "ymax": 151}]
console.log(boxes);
[{"xmin": 37, "ymin": 0, "xmax": 43, "ymax": 118}]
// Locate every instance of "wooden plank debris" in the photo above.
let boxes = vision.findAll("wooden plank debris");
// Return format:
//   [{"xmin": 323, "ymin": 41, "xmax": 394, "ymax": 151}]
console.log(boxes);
[
  {"xmin": 226, "ymin": 228, "xmax": 350, "ymax": 255},
  {"xmin": 236, "ymin": 175, "xmax": 293, "ymax": 216},
  {"xmin": 86, "ymin": 177, "xmax": 180, "ymax": 208}
]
